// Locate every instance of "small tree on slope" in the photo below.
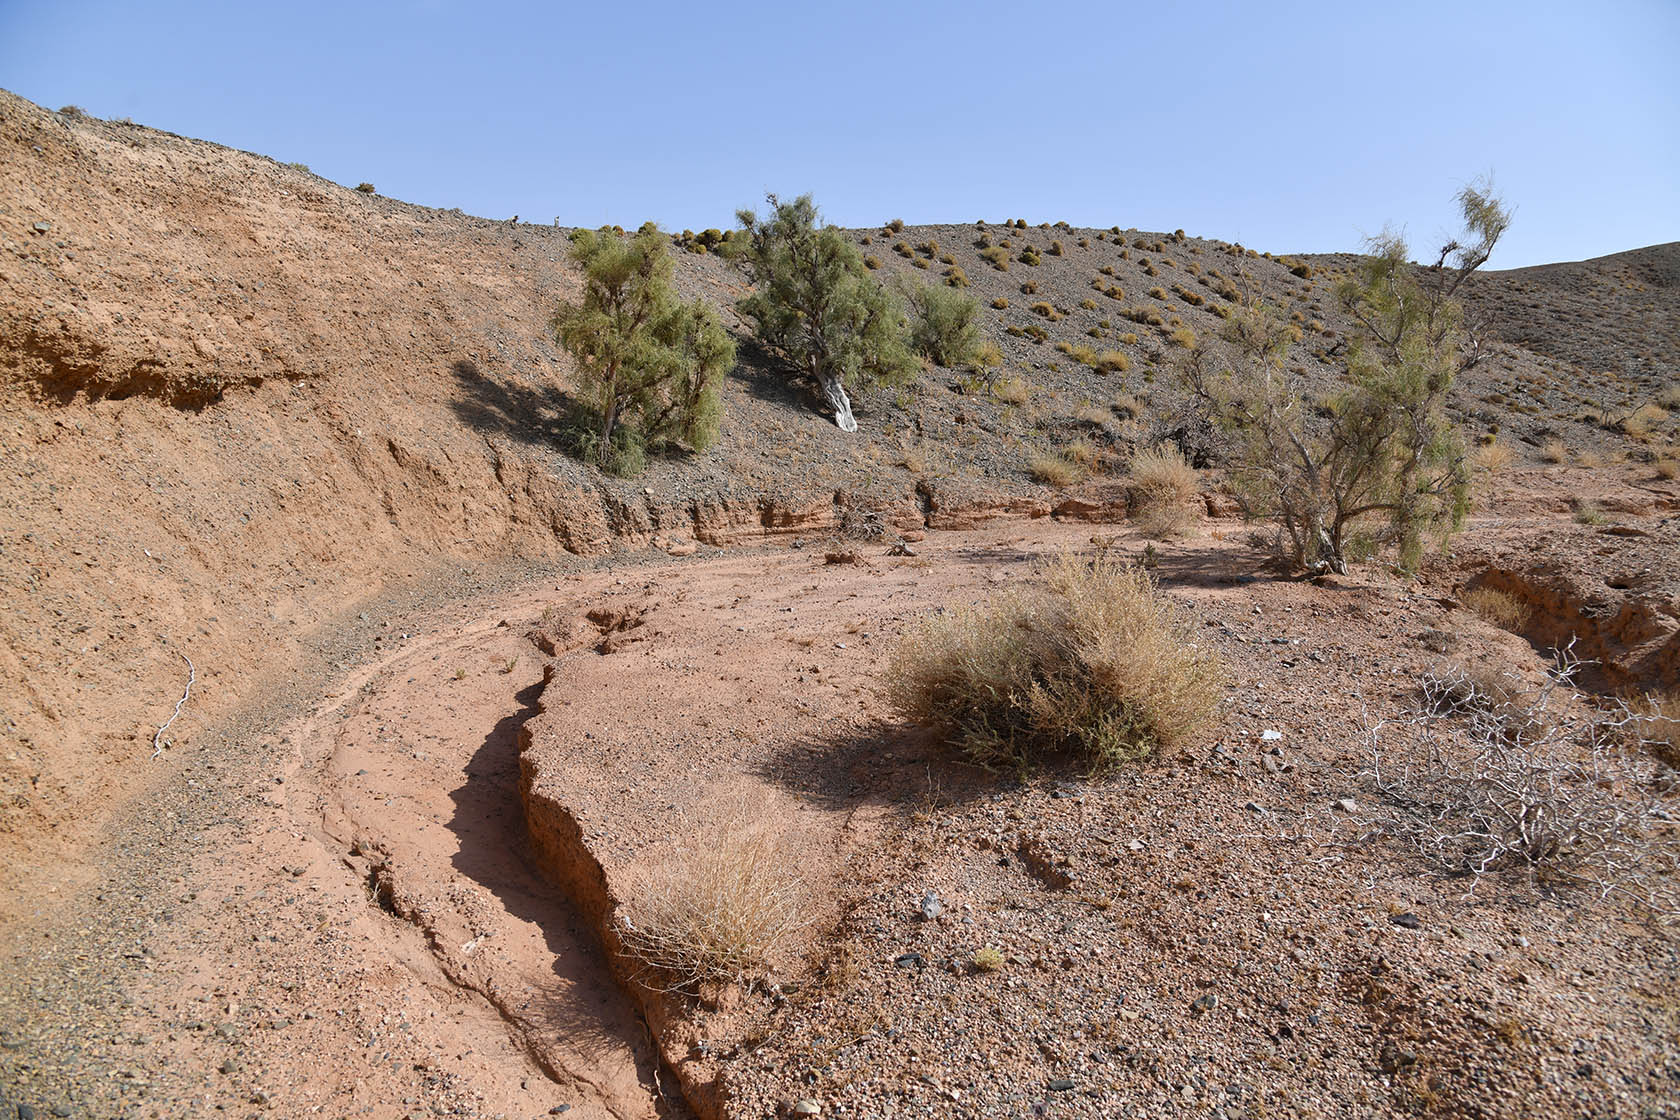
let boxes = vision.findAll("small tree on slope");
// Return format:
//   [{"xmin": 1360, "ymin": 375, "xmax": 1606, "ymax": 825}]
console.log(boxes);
[
  {"xmin": 1180, "ymin": 183, "xmax": 1510, "ymax": 574},
  {"xmin": 734, "ymin": 194, "xmax": 914, "ymax": 432},
  {"xmin": 553, "ymin": 224, "xmax": 736, "ymax": 474}
]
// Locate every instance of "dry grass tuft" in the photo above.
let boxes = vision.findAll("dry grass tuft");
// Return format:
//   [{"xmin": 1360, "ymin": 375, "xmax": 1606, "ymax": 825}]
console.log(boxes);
[
  {"xmin": 618, "ymin": 816, "xmax": 807, "ymax": 989},
  {"xmin": 1539, "ymin": 438, "xmax": 1568, "ymax": 464},
  {"xmin": 1463, "ymin": 586, "xmax": 1530, "ymax": 631},
  {"xmin": 1028, "ymin": 453, "xmax": 1080, "ymax": 487},
  {"xmin": 889, "ymin": 554, "xmax": 1226, "ymax": 770},
  {"xmin": 992, "ymin": 377, "xmax": 1030, "ymax": 405},
  {"xmin": 1128, "ymin": 443, "xmax": 1199, "ymax": 538},
  {"xmin": 1471, "ymin": 440, "xmax": 1515, "ymax": 472}
]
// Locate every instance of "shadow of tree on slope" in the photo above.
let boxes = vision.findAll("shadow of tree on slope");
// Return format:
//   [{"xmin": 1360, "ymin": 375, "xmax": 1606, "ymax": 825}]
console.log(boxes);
[{"xmin": 447, "ymin": 358, "xmax": 573, "ymax": 448}]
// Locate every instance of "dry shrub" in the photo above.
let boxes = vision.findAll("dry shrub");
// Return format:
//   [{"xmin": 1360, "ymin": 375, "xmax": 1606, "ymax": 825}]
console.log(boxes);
[
  {"xmin": 1062, "ymin": 439, "xmax": 1100, "ymax": 468},
  {"xmin": 1471, "ymin": 440, "xmax": 1515, "ymax": 472},
  {"xmin": 1028, "ymin": 453, "xmax": 1079, "ymax": 487},
  {"xmin": 1658, "ymin": 384, "xmax": 1680, "ymax": 411},
  {"xmin": 1463, "ymin": 586, "xmax": 1529, "ymax": 630},
  {"xmin": 1366, "ymin": 657, "xmax": 1680, "ymax": 918},
  {"xmin": 1619, "ymin": 403, "xmax": 1669, "ymax": 440},
  {"xmin": 992, "ymin": 377, "xmax": 1030, "ymax": 405},
  {"xmin": 1539, "ymin": 438, "xmax": 1568, "ymax": 464},
  {"xmin": 1128, "ymin": 443, "xmax": 1198, "ymax": 538},
  {"xmin": 889, "ymin": 554, "xmax": 1226, "ymax": 770},
  {"xmin": 618, "ymin": 815, "xmax": 807, "ymax": 989},
  {"xmin": 1095, "ymin": 349, "xmax": 1131, "ymax": 373}
]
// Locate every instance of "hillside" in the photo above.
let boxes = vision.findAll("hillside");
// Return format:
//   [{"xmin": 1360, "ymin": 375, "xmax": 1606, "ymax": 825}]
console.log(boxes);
[{"xmin": 2, "ymin": 90, "xmax": 1678, "ymax": 1120}]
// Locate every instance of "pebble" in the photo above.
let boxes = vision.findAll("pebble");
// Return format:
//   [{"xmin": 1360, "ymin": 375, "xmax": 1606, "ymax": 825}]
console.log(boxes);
[
  {"xmin": 1333, "ymin": 798, "xmax": 1358, "ymax": 812},
  {"xmin": 918, "ymin": 892, "xmax": 942, "ymax": 922},
  {"xmin": 1047, "ymin": 1079, "xmax": 1074, "ymax": 1092},
  {"xmin": 894, "ymin": 952, "xmax": 925, "ymax": 970},
  {"xmin": 1191, "ymin": 993, "xmax": 1219, "ymax": 1014},
  {"xmin": 791, "ymin": 1100, "xmax": 821, "ymax": 1116},
  {"xmin": 1390, "ymin": 912, "xmax": 1421, "ymax": 929}
]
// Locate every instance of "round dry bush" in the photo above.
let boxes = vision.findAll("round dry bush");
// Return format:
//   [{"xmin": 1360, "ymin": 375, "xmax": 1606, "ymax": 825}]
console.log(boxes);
[
  {"xmin": 1128, "ymin": 443, "xmax": 1199, "ymax": 539},
  {"xmin": 889, "ymin": 555, "xmax": 1225, "ymax": 770},
  {"xmin": 617, "ymin": 819, "xmax": 807, "ymax": 990}
]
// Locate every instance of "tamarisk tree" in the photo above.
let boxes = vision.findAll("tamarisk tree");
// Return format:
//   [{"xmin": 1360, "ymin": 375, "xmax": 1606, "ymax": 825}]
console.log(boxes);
[
  {"xmin": 734, "ymin": 194, "xmax": 913, "ymax": 431},
  {"xmin": 1181, "ymin": 183, "xmax": 1510, "ymax": 574},
  {"xmin": 553, "ymin": 224, "xmax": 735, "ymax": 474}
]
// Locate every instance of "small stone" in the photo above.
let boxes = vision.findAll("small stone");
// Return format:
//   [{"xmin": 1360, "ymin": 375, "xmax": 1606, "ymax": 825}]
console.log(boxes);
[
  {"xmin": 549, "ymin": 1106, "xmax": 572, "ymax": 1115},
  {"xmin": 1191, "ymin": 992, "xmax": 1219, "ymax": 1014},
  {"xmin": 1378, "ymin": 1041, "xmax": 1417, "ymax": 1074},
  {"xmin": 1244, "ymin": 801, "xmax": 1265, "ymax": 814},
  {"xmin": 1390, "ymin": 912, "xmax": 1421, "ymax": 930},
  {"xmin": 1048, "ymin": 1079, "xmax": 1075, "ymax": 1092},
  {"xmin": 18, "ymin": 1106, "xmax": 37, "ymax": 1120},
  {"xmin": 32, "ymin": 221, "xmax": 51, "ymax": 233},
  {"xmin": 1261, "ymin": 729, "xmax": 1283, "ymax": 741},
  {"xmin": 918, "ymin": 891, "xmax": 942, "ymax": 921},
  {"xmin": 894, "ymin": 952, "xmax": 925, "ymax": 970},
  {"xmin": 1333, "ymin": 798, "xmax": 1358, "ymax": 813},
  {"xmin": 51, "ymin": 1107, "xmax": 71, "ymax": 1118},
  {"xmin": 791, "ymin": 1100, "xmax": 822, "ymax": 1116}
]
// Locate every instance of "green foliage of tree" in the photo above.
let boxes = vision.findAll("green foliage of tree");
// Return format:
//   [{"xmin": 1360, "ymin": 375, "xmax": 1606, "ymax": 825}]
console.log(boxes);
[
  {"xmin": 903, "ymin": 281, "xmax": 984, "ymax": 369},
  {"xmin": 734, "ymin": 194, "xmax": 914, "ymax": 432},
  {"xmin": 553, "ymin": 224, "xmax": 735, "ymax": 475},
  {"xmin": 1180, "ymin": 184, "xmax": 1510, "ymax": 574}
]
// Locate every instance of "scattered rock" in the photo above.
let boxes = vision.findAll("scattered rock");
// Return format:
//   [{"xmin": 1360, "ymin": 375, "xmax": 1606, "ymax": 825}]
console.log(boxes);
[
  {"xmin": 790, "ymin": 1100, "xmax": 822, "ymax": 1116},
  {"xmin": 894, "ymin": 952, "xmax": 925, "ymax": 970},
  {"xmin": 1191, "ymin": 993, "xmax": 1219, "ymax": 1014},
  {"xmin": 1390, "ymin": 912, "xmax": 1421, "ymax": 930},
  {"xmin": 1047, "ymin": 1079, "xmax": 1075, "ymax": 1092},
  {"xmin": 1333, "ymin": 798, "xmax": 1359, "ymax": 813},
  {"xmin": 917, "ymin": 891, "xmax": 942, "ymax": 922}
]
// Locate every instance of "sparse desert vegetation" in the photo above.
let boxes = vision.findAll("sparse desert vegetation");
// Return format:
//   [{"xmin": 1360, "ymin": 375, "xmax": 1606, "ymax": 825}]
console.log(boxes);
[
  {"xmin": 4, "ymin": 88, "xmax": 1678, "ymax": 1120},
  {"xmin": 889, "ymin": 554, "xmax": 1225, "ymax": 769}
]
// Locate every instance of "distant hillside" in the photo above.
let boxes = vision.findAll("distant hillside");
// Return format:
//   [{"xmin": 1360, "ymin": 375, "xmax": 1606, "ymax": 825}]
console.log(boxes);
[{"xmin": 1468, "ymin": 242, "xmax": 1679, "ymax": 387}]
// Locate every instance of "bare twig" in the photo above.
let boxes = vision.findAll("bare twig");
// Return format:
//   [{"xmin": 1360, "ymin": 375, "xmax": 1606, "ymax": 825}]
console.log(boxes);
[
  {"xmin": 151, "ymin": 651, "xmax": 195, "ymax": 759},
  {"xmin": 1362, "ymin": 647, "xmax": 1679, "ymax": 919}
]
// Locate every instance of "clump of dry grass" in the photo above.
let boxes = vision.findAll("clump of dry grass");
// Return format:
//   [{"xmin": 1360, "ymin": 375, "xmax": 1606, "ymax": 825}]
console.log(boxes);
[
  {"xmin": 1128, "ymin": 443, "xmax": 1199, "ymax": 538},
  {"xmin": 618, "ymin": 816, "xmax": 807, "ymax": 989},
  {"xmin": 1471, "ymin": 440, "xmax": 1515, "ymax": 472},
  {"xmin": 1539, "ymin": 438, "xmax": 1568, "ymax": 464},
  {"xmin": 992, "ymin": 376, "xmax": 1030, "ymax": 405},
  {"xmin": 1658, "ymin": 384, "xmax": 1680, "ymax": 411},
  {"xmin": 1028, "ymin": 453, "xmax": 1080, "ymax": 487},
  {"xmin": 1618, "ymin": 403, "xmax": 1670, "ymax": 441},
  {"xmin": 1463, "ymin": 586, "xmax": 1530, "ymax": 630},
  {"xmin": 889, "ymin": 554, "xmax": 1226, "ymax": 770}
]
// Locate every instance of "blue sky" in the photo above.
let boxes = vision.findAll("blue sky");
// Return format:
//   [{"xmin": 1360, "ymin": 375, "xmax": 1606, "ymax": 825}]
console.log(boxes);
[{"xmin": 3, "ymin": 0, "xmax": 1676, "ymax": 268}]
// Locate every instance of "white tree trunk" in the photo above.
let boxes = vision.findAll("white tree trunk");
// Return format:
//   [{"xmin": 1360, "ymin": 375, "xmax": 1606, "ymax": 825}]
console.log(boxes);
[{"xmin": 819, "ymin": 371, "xmax": 857, "ymax": 433}]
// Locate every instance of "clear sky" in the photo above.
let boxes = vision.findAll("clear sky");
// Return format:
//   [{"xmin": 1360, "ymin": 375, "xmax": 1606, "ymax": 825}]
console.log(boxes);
[{"xmin": 3, "ymin": 0, "xmax": 1676, "ymax": 268}]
